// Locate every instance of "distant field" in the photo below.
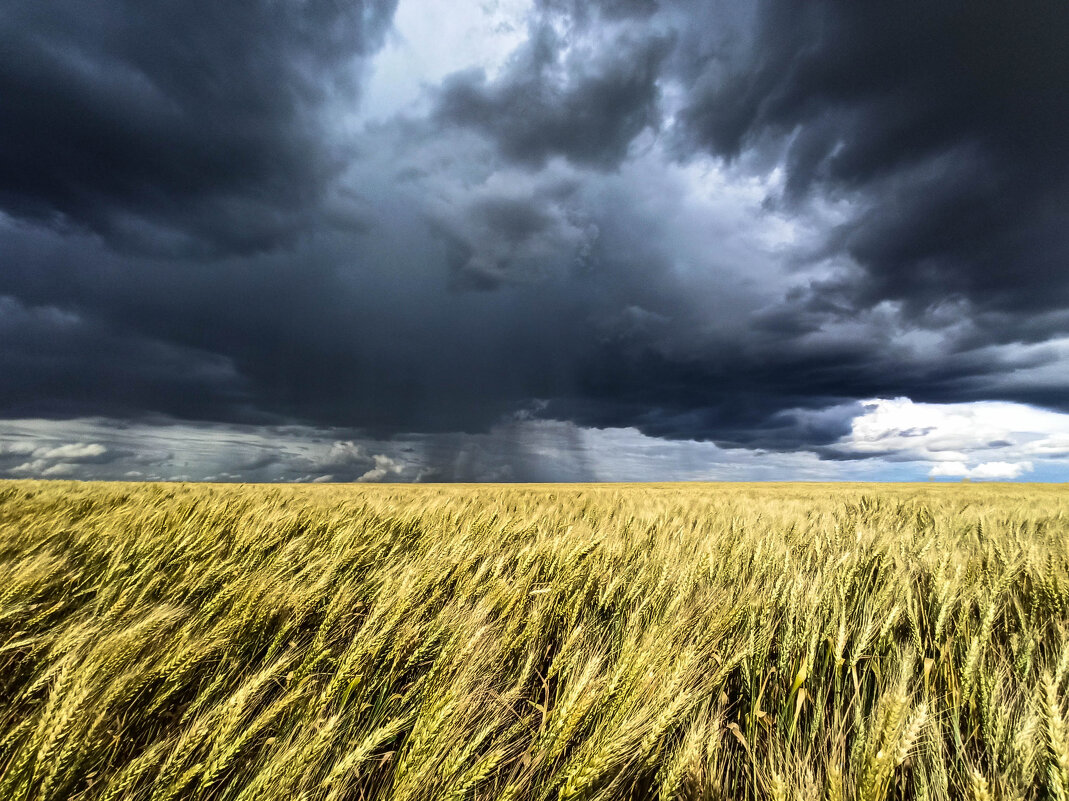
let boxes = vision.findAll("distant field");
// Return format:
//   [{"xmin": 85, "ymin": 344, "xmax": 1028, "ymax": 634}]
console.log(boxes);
[{"xmin": 0, "ymin": 481, "xmax": 1067, "ymax": 801}]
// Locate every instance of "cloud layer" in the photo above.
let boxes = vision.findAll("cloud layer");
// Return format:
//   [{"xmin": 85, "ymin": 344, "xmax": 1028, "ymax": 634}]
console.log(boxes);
[{"xmin": 5, "ymin": 398, "xmax": 1069, "ymax": 482}]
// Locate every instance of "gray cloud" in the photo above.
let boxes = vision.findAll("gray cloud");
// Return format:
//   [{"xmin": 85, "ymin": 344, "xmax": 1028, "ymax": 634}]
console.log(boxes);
[
  {"xmin": 672, "ymin": 0, "xmax": 1069, "ymax": 317},
  {"xmin": 433, "ymin": 9, "xmax": 671, "ymax": 169},
  {"xmin": 0, "ymin": 0, "xmax": 397, "ymax": 255},
  {"xmin": 0, "ymin": 415, "xmax": 904, "ymax": 483}
]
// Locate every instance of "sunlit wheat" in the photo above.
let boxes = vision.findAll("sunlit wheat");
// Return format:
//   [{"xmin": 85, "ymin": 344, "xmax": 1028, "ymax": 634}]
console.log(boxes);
[{"xmin": 0, "ymin": 479, "xmax": 1066, "ymax": 799}]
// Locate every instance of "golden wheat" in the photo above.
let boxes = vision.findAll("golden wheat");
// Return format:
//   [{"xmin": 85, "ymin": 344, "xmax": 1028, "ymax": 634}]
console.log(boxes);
[{"xmin": 0, "ymin": 480, "xmax": 1066, "ymax": 800}]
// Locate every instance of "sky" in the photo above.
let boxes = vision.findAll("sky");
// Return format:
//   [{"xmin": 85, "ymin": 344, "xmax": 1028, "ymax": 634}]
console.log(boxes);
[{"xmin": 1, "ymin": 0, "xmax": 1068, "ymax": 483}]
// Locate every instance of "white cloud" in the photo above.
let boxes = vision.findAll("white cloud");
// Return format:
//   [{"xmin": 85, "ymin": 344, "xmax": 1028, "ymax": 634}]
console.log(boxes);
[
  {"xmin": 356, "ymin": 454, "xmax": 406, "ymax": 483},
  {"xmin": 839, "ymin": 397, "xmax": 1069, "ymax": 479},
  {"xmin": 41, "ymin": 462, "xmax": 79, "ymax": 477},
  {"xmin": 6, "ymin": 440, "xmax": 108, "ymax": 476},
  {"xmin": 929, "ymin": 460, "xmax": 1033, "ymax": 480},
  {"xmin": 35, "ymin": 443, "xmax": 107, "ymax": 460}
]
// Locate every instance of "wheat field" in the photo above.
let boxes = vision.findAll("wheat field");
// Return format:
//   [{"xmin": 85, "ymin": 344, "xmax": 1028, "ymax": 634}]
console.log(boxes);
[{"xmin": 0, "ymin": 480, "xmax": 1067, "ymax": 801}]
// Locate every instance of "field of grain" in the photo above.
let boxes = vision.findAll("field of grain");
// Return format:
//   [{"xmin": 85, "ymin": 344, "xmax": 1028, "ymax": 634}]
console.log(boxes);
[{"xmin": 0, "ymin": 480, "xmax": 1067, "ymax": 800}]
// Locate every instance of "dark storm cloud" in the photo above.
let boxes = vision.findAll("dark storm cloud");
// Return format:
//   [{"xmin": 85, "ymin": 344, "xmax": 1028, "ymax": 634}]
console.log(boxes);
[
  {"xmin": 0, "ymin": 0, "xmax": 397, "ymax": 255},
  {"xmin": 0, "ymin": 209, "xmax": 598, "ymax": 436},
  {"xmin": 674, "ymin": 0, "xmax": 1069, "ymax": 315},
  {"xmin": 425, "ymin": 171, "xmax": 597, "ymax": 289},
  {"xmin": 433, "ymin": 13, "xmax": 671, "ymax": 169},
  {"xmin": 0, "ymin": 293, "xmax": 250, "ymax": 420}
]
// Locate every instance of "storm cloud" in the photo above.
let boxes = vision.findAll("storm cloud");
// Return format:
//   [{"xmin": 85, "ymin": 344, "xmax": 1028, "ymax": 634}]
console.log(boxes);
[
  {"xmin": 1, "ymin": 0, "xmax": 1068, "ymax": 481},
  {"xmin": 0, "ymin": 0, "xmax": 397, "ymax": 254},
  {"xmin": 673, "ymin": 0, "xmax": 1069, "ymax": 315},
  {"xmin": 433, "ymin": 10, "xmax": 671, "ymax": 169}
]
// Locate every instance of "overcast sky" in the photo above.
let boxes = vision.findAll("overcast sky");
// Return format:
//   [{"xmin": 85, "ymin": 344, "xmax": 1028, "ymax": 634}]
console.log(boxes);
[{"xmin": 2, "ymin": 0, "xmax": 1068, "ymax": 482}]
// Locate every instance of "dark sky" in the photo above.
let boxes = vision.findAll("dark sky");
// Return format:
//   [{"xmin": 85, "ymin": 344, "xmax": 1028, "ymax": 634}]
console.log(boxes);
[{"xmin": 2, "ymin": 0, "xmax": 1068, "ymax": 482}]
